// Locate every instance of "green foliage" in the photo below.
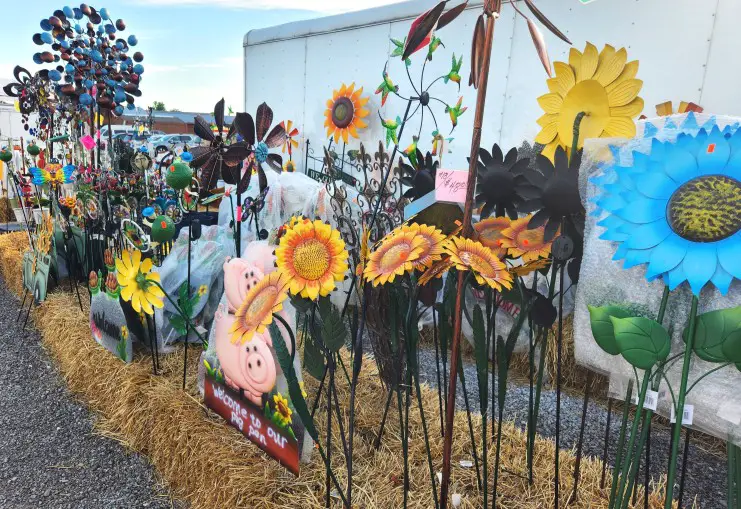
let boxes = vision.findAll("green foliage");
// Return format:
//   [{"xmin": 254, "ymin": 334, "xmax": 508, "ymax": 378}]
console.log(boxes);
[
  {"xmin": 152, "ymin": 101, "xmax": 166, "ymax": 111},
  {"xmin": 318, "ymin": 296, "xmax": 347, "ymax": 352},
  {"xmin": 588, "ymin": 305, "xmax": 632, "ymax": 355},
  {"xmin": 115, "ymin": 337, "xmax": 127, "ymax": 361},
  {"xmin": 269, "ymin": 323, "xmax": 318, "ymax": 442},
  {"xmin": 472, "ymin": 304, "xmax": 488, "ymax": 414},
  {"xmin": 682, "ymin": 306, "xmax": 741, "ymax": 363},
  {"xmin": 303, "ymin": 335, "xmax": 326, "ymax": 381},
  {"xmin": 611, "ymin": 316, "xmax": 671, "ymax": 370}
]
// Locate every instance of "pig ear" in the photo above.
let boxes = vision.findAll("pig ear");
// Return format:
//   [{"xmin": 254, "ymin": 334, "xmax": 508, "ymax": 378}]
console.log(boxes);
[{"xmin": 223, "ymin": 256, "xmax": 232, "ymax": 271}]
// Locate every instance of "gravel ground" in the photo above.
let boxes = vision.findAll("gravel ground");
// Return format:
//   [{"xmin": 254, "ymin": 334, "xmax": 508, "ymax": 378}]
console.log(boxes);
[
  {"xmin": 0, "ymin": 277, "xmax": 181, "ymax": 509},
  {"xmin": 412, "ymin": 344, "xmax": 726, "ymax": 507}
]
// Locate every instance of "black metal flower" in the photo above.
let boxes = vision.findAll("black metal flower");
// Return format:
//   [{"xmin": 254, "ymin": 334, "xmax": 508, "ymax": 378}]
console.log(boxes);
[
  {"xmin": 474, "ymin": 143, "xmax": 539, "ymax": 219},
  {"xmin": 190, "ymin": 98, "xmax": 252, "ymax": 197},
  {"xmin": 232, "ymin": 102, "xmax": 285, "ymax": 194},
  {"xmin": 400, "ymin": 148, "xmax": 438, "ymax": 200},
  {"xmin": 519, "ymin": 146, "xmax": 584, "ymax": 242},
  {"xmin": 3, "ymin": 66, "xmax": 41, "ymax": 116}
]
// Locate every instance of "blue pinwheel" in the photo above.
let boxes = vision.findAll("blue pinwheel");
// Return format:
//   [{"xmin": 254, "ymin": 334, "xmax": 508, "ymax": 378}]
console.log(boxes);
[{"xmin": 594, "ymin": 125, "xmax": 741, "ymax": 295}]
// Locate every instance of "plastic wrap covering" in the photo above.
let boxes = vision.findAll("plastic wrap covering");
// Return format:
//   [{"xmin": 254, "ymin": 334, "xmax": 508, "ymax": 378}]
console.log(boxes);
[
  {"xmin": 157, "ymin": 224, "xmax": 232, "ymax": 345},
  {"xmin": 573, "ymin": 112, "xmax": 741, "ymax": 445}
]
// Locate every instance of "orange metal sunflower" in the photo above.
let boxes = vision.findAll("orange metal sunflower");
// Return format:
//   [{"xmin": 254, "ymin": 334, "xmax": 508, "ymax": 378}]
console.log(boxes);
[
  {"xmin": 473, "ymin": 216, "xmax": 511, "ymax": 258},
  {"xmin": 499, "ymin": 215, "xmax": 556, "ymax": 262},
  {"xmin": 229, "ymin": 271, "xmax": 290, "ymax": 344},
  {"xmin": 324, "ymin": 83, "xmax": 370, "ymax": 144},
  {"xmin": 364, "ymin": 225, "xmax": 426, "ymax": 286},
  {"xmin": 443, "ymin": 236, "xmax": 513, "ymax": 291}
]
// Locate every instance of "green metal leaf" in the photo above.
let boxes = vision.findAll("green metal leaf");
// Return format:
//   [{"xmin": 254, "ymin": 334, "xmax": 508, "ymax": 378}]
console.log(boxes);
[
  {"xmin": 682, "ymin": 306, "xmax": 741, "ymax": 363},
  {"xmin": 303, "ymin": 335, "xmax": 326, "ymax": 381},
  {"xmin": 611, "ymin": 316, "xmax": 671, "ymax": 370},
  {"xmin": 472, "ymin": 304, "xmax": 488, "ymax": 414},
  {"xmin": 318, "ymin": 297, "xmax": 347, "ymax": 353},
  {"xmin": 588, "ymin": 305, "xmax": 631, "ymax": 355},
  {"xmin": 268, "ymin": 323, "xmax": 318, "ymax": 441},
  {"xmin": 496, "ymin": 335, "xmax": 508, "ymax": 409}
]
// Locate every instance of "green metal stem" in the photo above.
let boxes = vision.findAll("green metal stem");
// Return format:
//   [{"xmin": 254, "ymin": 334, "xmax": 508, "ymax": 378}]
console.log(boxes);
[
  {"xmin": 609, "ymin": 380, "xmax": 634, "ymax": 509},
  {"xmin": 614, "ymin": 370, "xmax": 651, "ymax": 508},
  {"xmin": 664, "ymin": 296, "xmax": 699, "ymax": 509}
]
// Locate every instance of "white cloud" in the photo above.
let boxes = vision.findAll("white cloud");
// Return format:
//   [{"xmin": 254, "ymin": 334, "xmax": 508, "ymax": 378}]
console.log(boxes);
[{"xmin": 130, "ymin": 0, "xmax": 404, "ymax": 14}]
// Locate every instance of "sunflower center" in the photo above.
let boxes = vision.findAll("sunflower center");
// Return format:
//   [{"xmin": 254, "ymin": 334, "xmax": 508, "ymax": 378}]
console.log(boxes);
[
  {"xmin": 331, "ymin": 97, "xmax": 355, "ymax": 128},
  {"xmin": 245, "ymin": 288, "xmax": 277, "ymax": 325},
  {"xmin": 380, "ymin": 243, "xmax": 414, "ymax": 272},
  {"xmin": 516, "ymin": 228, "xmax": 544, "ymax": 250},
  {"xmin": 459, "ymin": 250, "xmax": 495, "ymax": 276},
  {"xmin": 293, "ymin": 239, "xmax": 331, "ymax": 281},
  {"xmin": 557, "ymin": 80, "xmax": 610, "ymax": 149},
  {"xmin": 667, "ymin": 175, "xmax": 741, "ymax": 243},
  {"xmin": 482, "ymin": 171, "xmax": 514, "ymax": 201}
]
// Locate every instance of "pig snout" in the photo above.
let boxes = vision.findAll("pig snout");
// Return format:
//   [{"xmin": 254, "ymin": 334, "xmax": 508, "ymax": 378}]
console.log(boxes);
[{"xmin": 240, "ymin": 340, "xmax": 277, "ymax": 396}]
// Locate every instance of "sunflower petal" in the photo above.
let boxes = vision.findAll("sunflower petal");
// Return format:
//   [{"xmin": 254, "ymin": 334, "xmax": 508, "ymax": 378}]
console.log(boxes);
[
  {"xmin": 610, "ymin": 97, "xmax": 644, "ymax": 118},
  {"xmin": 140, "ymin": 296, "xmax": 154, "ymax": 315},
  {"xmin": 603, "ymin": 117, "xmax": 637, "ymax": 138},
  {"xmin": 608, "ymin": 79, "xmax": 643, "ymax": 107},
  {"xmin": 140, "ymin": 258, "xmax": 153, "ymax": 274},
  {"xmin": 131, "ymin": 292, "xmax": 142, "ymax": 313},
  {"xmin": 537, "ymin": 93, "xmax": 563, "ymax": 114},
  {"xmin": 568, "ymin": 48, "xmax": 582, "ymax": 74},
  {"xmin": 595, "ymin": 47, "xmax": 627, "ymax": 86},
  {"xmin": 578, "ymin": 42, "xmax": 599, "ymax": 81},
  {"xmin": 534, "ymin": 123, "xmax": 558, "ymax": 144},
  {"xmin": 552, "ymin": 61, "xmax": 575, "ymax": 96},
  {"xmin": 120, "ymin": 283, "xmax": 134, "ymax": 301},
  {"xmin": 608, "ymin": 61, "xmax": 640, "ymax": 90}
]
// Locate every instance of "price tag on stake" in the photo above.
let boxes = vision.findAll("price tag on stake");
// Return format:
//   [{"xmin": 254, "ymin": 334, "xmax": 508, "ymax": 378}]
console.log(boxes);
[
  {"xmin": 643, "ymin": 390, "xmax": 658, "ymax": 411},
  {"xmin": 670, "ymin": 404, "xmax": 694, "ymax": 425}
]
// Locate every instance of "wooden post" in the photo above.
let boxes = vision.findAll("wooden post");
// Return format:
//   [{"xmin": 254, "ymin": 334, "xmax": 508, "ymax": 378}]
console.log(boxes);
[{"xmin": 439, "ymin": 2, "xmax": 501, "ymax": 507}]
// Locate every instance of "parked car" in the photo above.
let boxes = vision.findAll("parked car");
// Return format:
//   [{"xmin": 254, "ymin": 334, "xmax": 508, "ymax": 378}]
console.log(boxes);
[{"xmin": 149, "ymin": 134, "xmax": 202, "ymax": 156}]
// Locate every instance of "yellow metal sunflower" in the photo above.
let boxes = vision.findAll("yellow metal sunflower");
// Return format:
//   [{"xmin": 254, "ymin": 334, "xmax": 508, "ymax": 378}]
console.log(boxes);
[
  {"xmin": 364, "ymin": 224, "xmax": 426, "ymax": 286},
  {"xmin": 443, "ymin": 237, "xmax": 513, "ymax": 291},
  {"xmin": 276, "ymin": 219, "xmax": 349, "ymax": 300},
  {"xmin": 230, "ymin": 271, "xmax": 290, "ymax": 344},
  {"xmin": 535, "ymin": 43, "xmax": 643, "ymax": 162},
  {"xmin": 115, "ymin": 249, "xmax": 164, "ymax": 315},
  {"xmin": 499, "ymin": 215, "xmax": 555, "ymax": 262},
  {"xmin": 324, "ymin": 83, "xmax": 370, "ymax": 144},
  {"xmin": 473, "ymin": 216, "xmax": 511, "ymax": 259}
]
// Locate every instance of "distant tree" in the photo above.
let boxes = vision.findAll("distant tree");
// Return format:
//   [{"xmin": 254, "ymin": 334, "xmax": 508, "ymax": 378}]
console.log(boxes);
[
  {"xmin": 152, "ymin": 101, "xmax": 166, "ymax": 111},
  {"xmin": 170, "ymin": 108, "xmax": 181, "ymax": 112}
]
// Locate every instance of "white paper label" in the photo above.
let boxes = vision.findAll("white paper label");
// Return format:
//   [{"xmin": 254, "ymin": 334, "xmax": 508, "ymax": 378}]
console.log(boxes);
[
  {"xmin": 643, "ymin": 390, "xmax": 659, "ymax": 411},
  {"xmin": 671, "ymin": 404, "xmax": 694, "ymax": 425}
]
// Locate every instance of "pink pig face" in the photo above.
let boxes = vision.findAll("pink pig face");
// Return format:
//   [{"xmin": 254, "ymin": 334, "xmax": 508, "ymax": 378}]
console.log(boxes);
[
  {"xmin": 222, "ymin": 257, "xmax": 264, "ymax": 313},
  {"xmin": 214, "ymin": 305, "xmax": 279, "ymax": 407},
  {"xmin": 238, "ymin": 339, "xmax": 277, "ymax": 404}
]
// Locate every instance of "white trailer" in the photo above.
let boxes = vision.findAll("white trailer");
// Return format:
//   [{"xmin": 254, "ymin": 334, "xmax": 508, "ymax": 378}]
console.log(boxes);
[{"xmin": 244, "ymin": 0, "xmax": 741, "ymax": 171}]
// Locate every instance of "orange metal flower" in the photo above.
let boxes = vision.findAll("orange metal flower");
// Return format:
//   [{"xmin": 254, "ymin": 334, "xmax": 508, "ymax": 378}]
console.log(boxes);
[
  {"xmin": 324, "ymin": 83, "xmax": 370, "ymax": 144},
  {"xmin": 499, "ymin": 215, "xmax": 555, "ymax": 262},
  {"xmin": 230, "ymin": 271, "xmax": 290, "ymax": 344},
  {"xmin": 364, "ymin": 225, "xmax": 425, "ymax": 286},
  {"xmin": 473, "ymin": 216, "xmax": 511, "ymax": 258},
  {"xmin": 443, "ymin": 236, "xmax": 513, "ymax": 291},
  {"xmin": 409, "ymin": 223, "xmax": 446, "ymax": 270}
]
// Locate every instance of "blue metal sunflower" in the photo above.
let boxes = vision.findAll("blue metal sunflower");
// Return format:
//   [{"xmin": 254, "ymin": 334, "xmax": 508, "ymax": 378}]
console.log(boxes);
[{"xmin": 595, "ymin": 125, "xmax": 741, "ymax": 295}]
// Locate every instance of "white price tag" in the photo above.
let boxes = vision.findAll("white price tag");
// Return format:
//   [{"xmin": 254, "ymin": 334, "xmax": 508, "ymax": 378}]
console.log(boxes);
[
  {"xmin": 643, "ymin": 390, "xmax": 658, "ymax": 412},
  {"xmin": 671, "ymin": 404, "xmax": 694, "ymax": 425}
]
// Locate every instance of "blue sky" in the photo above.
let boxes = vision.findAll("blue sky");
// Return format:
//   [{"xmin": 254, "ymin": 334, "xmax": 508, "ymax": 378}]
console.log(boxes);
[{"xmin": 0, "ymin": 0, "xmax": 401, "ymax": 113}]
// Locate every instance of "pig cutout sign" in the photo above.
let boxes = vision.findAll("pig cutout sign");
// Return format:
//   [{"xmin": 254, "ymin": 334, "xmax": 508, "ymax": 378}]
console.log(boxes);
[{"xmin": 202, "ymin": 241, "xmax": 312, "ymax": 473}]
